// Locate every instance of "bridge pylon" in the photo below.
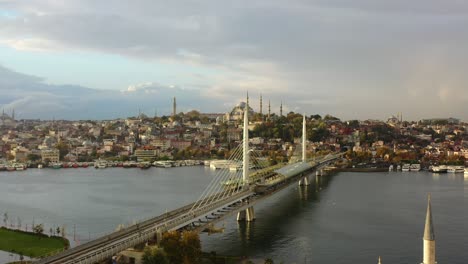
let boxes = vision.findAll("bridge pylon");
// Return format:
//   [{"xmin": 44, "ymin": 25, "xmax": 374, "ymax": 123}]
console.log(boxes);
[
  {"xmin": 237, "ymin": 206, "xmax": 255, "ymax": 222},
  {"xmin": 299, "ymin": 114, "xmax": 310, "ymax": 186}
]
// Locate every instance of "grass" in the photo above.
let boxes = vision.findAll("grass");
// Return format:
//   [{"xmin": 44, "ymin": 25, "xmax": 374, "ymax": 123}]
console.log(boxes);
[{"xmin": 0, "ymin": 227, "xmax": 69, "ymax": 258}]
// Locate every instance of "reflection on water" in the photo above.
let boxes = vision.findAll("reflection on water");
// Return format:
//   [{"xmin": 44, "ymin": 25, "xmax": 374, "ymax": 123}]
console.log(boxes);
[
  {"xmin": 0, "ymin": 169, "xmax": 467, "ymax": 264},
  {"xmin": 0, "ymin": 250, "xmax": 33, "ymax": 264}
]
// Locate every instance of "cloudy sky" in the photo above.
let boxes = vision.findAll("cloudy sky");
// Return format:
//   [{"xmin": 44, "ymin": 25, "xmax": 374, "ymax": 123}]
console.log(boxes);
[{"xmin": 0, "ymin": 0, "xmax": 467, "ymax": 120}]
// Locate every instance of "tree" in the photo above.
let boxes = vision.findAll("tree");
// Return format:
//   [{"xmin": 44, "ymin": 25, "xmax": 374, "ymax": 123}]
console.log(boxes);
[
  {"xmin": 33, "ymin": 224, "xmax": 44, "ymax": 234},
  {"xmin": 56, "ymin": 227, "xmax": 61, "ymax": 236},
  {"xmin": 141, "ymin": 246, "xmax": 169, "ymax": 264},
  {"xmin": 181, "ymin": 231, "xmax": 202, "ymax": 264},
  {"xmin": 27, "ymin": 154, "xmax": 41, "ymax": 162},
  {"xmin": 264, "ymin": 259, "xmax": 274, "ymax": 264},
  {"xmin": 3, "ymin": 212, "xmax": 8, "ymax": 227},
  {"xmin": 160, "ymin": 231, "xmax": 182, "ymax": 264},
  {"xmin": 17, "ymin": 216, "xmax": 21, "ymax": 230}
]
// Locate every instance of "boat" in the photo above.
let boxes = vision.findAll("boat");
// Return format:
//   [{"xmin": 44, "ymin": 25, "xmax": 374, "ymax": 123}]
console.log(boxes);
[
  {"xmin": 15, "ymin": 163, "xmax": 26, "ymax": 171},
  {"xmin": 447, "ymin": 166, "xmax": 464, "ymax": 173},
  {"xmin": 410, "ymin": 164, "xmax": 421, "ymax": 172},
  {"xmin": 138, "ymin": 162, "xmax": 151, "ymax": 170},
  {"xmin": 38, "ymin": 164, "xmax": 43, "ymax": 169},
  {"xmin": 396, "ymin": 165, "xmax": 401, "ymax": 171},
  {"xmin": 82, "ymin": 162, "xmax": 89, "ymax": 168},
  {"xmin": 153, "ymin": 161, "xmax": 173, "ymax": 168},
  {"xmin": 465, "ymin": 168, "xmax": 468, "ymax": 175},
  {"xmin": 431, "ymin": 165, "xmax": 447, "ymax": 173},
  {"xmin": 6, "ymin": 165, "xmax": 15, "ymax": 171},
  {"xmin": 72, "ymin": 163, "xmax": 79, "ymax": 168},
  {"xmin": 388, "ymin": 165, "xmax": 394, "ymax": 171},
  {"xmin": 402, "ymin": 164, "xmax": 410, "ymax": 172},
  {"xmin": 51, "ymin": 163, "xmax": 62, "ymax": 169},
  {"xmin": 94, "ymin": 160, "xmax": 107, "ymax": 169}
]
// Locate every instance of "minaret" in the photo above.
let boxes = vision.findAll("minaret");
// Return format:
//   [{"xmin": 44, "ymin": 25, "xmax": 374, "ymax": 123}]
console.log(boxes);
[
  {"xmin": 172, "ymin": 97, "xmax": 177, "ymax": 116},
  {"xmin": 268, "ymin": 100, "xmax": 271, "ymax": 120},
  {"xmin": 422, "ymin": 195, "xmax": 436, "ymax": 264},
  {"xmin": 302, "ymin": 114, "xmax": 306, "ymax": 162},
  {"xmin": 378, "ymin": 256, "xmax": 382, "ymax": 264},
  {"xmin": 11, "ymin": 109, "xmax": 15, "ymax": 120},
  {"xmin": 243, "ymin": 93, "xmax": 249, "ymax": 185},
  {"xmin": 259, "ymin": 94, "xmax": 263, "ymax": 115},
  {"xmin": 280, "ymin": 101, "xmax": 283, "ymax": 117}
]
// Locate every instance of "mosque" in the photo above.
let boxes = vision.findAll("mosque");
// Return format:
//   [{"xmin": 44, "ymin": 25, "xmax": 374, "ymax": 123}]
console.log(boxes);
[{"xmin": 0, "ymin": 109, "xmax": 16, "ymax": 127}]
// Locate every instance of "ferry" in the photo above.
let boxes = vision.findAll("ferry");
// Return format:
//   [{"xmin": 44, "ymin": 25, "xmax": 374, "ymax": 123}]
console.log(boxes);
[
  {"xmin": 153, "ymin": 161, "xmax": 173, "ymax": 168},
  {"xmin": 447, "ymin": 166, "xmax": 464, "ymax": 173},
  {"xmin": 402, "ymin": 164, "xmax": 411, "ymax": 172},
  {"xmin": 431, "ymin": 165, "xmax": 447, "ymax": 173},
  {"xmin": 410, "ymin": 164, "xmax": 421, "ymax": 172}
]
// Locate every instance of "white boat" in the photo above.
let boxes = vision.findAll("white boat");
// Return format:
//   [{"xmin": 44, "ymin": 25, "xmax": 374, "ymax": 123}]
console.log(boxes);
[
  {"xmin": 15, "ymin": 163, "xmax": 26, "ymax": 171},
  {"xmin": 38, "ymin": 164, "xmax": 43, "ymax": 169},
  {"xmin": 94, "ymin": 160, "xmax": 107, "ymax": 169},
  {"xmin": 431, "ymin": 165, "xmax": 447, "ymax": 173},
  {"xmin": 402, "ymin": 164, "xmax": 410, "ymax": 172},
  {"xmin": 153, "ymin": 161, "xmax": 173, "ymax": 168},
  {"xmin": 389, "ymin": 165, "xmax": 394, "ymax": 171},
  {"xmin": 447, "ymin": 166, "xmax": 464, "ymax": 173},
  {"xmin": 396, "ymin": 165, "xmax": 401, "ymax": 171},
  {"xmin": 410, "ymin": 164, "xmax": 421, "ymax": 172}
]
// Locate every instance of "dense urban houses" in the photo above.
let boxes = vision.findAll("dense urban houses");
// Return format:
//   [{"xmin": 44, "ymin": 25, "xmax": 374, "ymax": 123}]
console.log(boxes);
[{"xmin": 0, "ymin": 101, "xmax": 467, "ymax": 170}]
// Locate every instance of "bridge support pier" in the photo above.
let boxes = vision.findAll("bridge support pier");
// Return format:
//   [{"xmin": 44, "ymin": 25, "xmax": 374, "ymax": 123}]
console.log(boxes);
[
  {"xmin": 237, "ymin": 206, "xmax": 255, "ymax": 222},
  {"xmin": 298, "ymin": 175, "xmax": 310, "ymax": 186}
]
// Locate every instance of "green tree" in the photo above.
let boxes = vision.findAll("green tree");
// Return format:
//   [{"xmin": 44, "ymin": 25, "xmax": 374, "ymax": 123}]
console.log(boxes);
[
  {"xmin": 33, "ymin": 224, "xmax": 44, "ymax": 234},
  {"xmin": 142, "ymin": 246, "xmax": 169, "ymax": 264},
  {"xmin": 181, "ymin": 231, "xmax": 202, "ymax": 264},
  {"xmin": 160, "ymin": 231, "xmax": 182, "ymax": 264}
]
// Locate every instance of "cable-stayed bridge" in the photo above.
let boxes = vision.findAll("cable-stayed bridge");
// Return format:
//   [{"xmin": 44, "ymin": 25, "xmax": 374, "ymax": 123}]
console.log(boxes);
[{"xmin": 34, "ymin": 106, "xmax": 344, "ymax": 264}]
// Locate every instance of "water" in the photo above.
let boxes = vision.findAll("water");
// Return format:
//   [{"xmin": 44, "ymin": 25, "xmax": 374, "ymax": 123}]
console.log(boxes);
[{"xmin": 0, "ymin": 168, "xmax": 467, "ymax": 264}]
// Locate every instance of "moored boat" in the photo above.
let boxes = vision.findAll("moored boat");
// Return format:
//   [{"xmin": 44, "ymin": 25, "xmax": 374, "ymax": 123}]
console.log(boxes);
[
  {"xmin": 402, "ymin": 164, "xmax": 410, "ymax": 172},
  {"xmin": 410, "ymin": 164, "xmax": 421, "ymax": 172}
]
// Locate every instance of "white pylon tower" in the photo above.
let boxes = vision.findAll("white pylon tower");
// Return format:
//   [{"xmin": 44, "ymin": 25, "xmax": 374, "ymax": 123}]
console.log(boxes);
[
  {"xmin": 237, "ymin": 92, "xmax": 255, "ymax": 221},
  {"xmin": 299, "ymin": 113, "xmax": 310, "ymax": 186},
  {"xmin": 242, "ymin": 93, "xmax": 249, "ymax": 186},
  {"xmin": 302, "ymin": 113, "xmax": 306, "ymax": 162}
]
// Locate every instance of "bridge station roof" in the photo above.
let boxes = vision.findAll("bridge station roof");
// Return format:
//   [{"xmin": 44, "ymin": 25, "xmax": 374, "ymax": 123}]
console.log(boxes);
[{"xmin": 275, "ymin": 162, "xmax": 313, "ymax": 178}]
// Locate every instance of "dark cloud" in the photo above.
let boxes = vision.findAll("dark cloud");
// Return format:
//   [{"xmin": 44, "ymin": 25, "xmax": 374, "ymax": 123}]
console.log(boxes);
[{"xmin": 0, "ymin": 1, "xmax": 468, "ymax": 120}]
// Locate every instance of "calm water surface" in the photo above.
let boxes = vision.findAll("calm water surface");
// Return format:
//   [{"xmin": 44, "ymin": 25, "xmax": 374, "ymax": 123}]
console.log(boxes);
[{"xmin": 0, "ymin": 167, "xmax": 467, "ymax": 264}]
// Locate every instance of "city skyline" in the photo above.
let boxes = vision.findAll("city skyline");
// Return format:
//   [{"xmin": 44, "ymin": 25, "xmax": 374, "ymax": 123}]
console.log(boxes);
[{"xmin": 1, "ymin": 1, "xmax": 468, "ymax": 120}]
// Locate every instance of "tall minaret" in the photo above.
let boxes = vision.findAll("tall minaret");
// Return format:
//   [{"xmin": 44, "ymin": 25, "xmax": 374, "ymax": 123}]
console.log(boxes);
[
  {"xmin": 302, "ymin": 114, "xmax": 306, "ymax": 162},
  {"xmin": 268, "ymin": 100, "xmax": 271, "ymax": 120},
  {"xmin": 11, "ymin": 109, "xmax": 15, "ymax": 120},
  {"xmin": 422, "ymin": 195, "xmax": 436, "ymax": 264},
  {"xmin": 242, "ymin": 93, "xmax": 249, "ymax": 185},
  {"xmin": 280, "ymin": 101, "xmax": 283, "ymax": 117},
  {"xmin": 259, "ymin": 94, "xmax": 263, "ymax": 115},
  {"xmin": 172, "ymin": 97, "xmax": 177, "ymax": 116}
]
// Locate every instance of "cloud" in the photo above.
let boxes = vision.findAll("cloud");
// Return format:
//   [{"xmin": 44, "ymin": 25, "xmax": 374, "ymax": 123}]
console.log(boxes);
[{"xmin": 0, "ymin": 1, "xmax": 468, "ymax": 120}]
